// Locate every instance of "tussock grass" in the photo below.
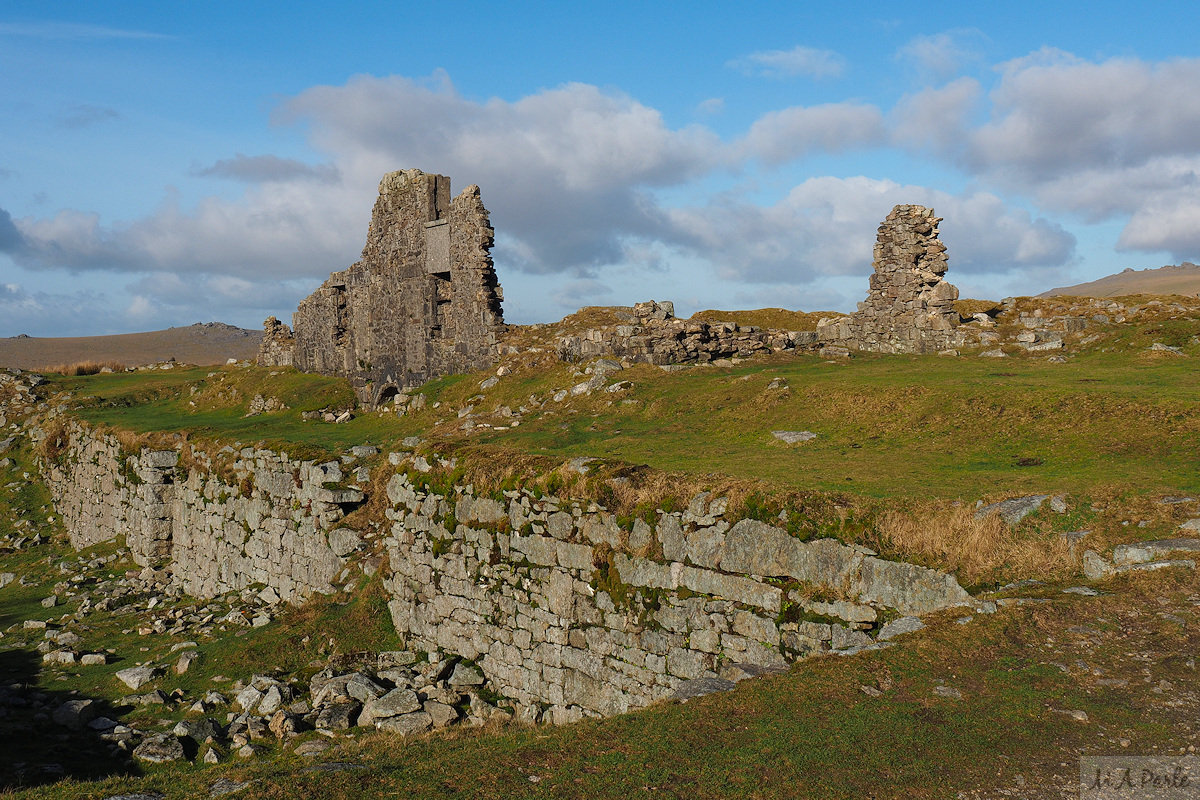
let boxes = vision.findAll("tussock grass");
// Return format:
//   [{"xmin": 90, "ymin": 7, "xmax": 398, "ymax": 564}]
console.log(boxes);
[
  {"xmin": 873, "ymin": 503, "xmax": 1074, "ymax": 586},
  {"xmin": 38, "ymin": 360, "xmax": 126, "ymax": 376},
  {"xmin": 689, "ymin": 308, "xmax": 838, "ymax": 331}
]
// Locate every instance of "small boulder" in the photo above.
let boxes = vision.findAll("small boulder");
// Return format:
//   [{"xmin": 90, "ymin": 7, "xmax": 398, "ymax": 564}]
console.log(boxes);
[
  {"xmin": 133, "ymin": 733, "xmax": 186, "ymax": 764},
  {"xmin": 52, "ymin": 699, "xmax": 97, "ymax": 730},
  {"xmin": 116, "ymin": 665, "xmax": 159, "ymax": 690}
]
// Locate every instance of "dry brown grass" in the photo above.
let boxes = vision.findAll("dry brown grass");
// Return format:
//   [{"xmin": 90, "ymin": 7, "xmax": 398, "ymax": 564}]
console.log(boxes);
[
  {"xmin": 873, "ymin": 503, "xmax": 1074, "ymax": 586},
  {"xmin": 689, "ymin": 308, "xmax": 840, "ymax": 331},
  {"xmin": 39, "ymin": 359, "xmax": 127, "ymax": 376},
  {"xmin": 953, "ymin": 298, "xmax": 1001, "ymax": 318}
]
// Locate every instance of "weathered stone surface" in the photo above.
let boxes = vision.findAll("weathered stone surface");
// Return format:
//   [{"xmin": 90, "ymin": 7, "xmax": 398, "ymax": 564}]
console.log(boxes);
[
  {"xmin": 670, "ymin": 677, "xmax": 736, "ymax": 701},
  {"xmin": 975, "ymin": 495, "xmax": 1050, "ymax": 526},
  {"xmin": 817, "ymin": 205, "xmax": 961, "ymax": 354},
  {"xmin": 133, "ymin": 734, "xmax": 186, "ymax": 764},
  {"xmin": 286, "ymin": 170, "xmax": 505, "ymax": 405},
  {"xmin": 52, "ymin": 699, "xmax": 97, "ymax": 730},
  {"xmin": 257, "ymin": 316, "xmax": 295, "ymax": 367},
  {"xmin": 772, "ymin": 431, "xmax": 817, "ymax": 444},
  {"xmin": 876, "ymin": 616, "xmax": 926, "ymax": 641},
  {"xmin": 853, "ymin": 557, "xmax": 971, "ymax": 615},
  {"xmin": 116, "ymin": 665, "xmax": 159, "ymax": 690},
  {"xmin": 376, "ymin": 711, "xmax": 433, "ymax": 736},
  {"xmin": 1112, "ymin": 538, "xmax": 1200, "ymax": 566},
  {"xmin": 360, "ymin": 689, "xmax": 421, "ymax": 726}
]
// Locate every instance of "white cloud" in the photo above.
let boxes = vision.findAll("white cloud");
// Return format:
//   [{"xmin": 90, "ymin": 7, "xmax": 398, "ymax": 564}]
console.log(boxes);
[
  {"xmin": 696, "ymin": 97, "xmax": 725, "ymax": 116},
  {"xmin": 895, "ymin": 30, "xmax": 986, "ymax": 81},
  {"xmin": 890, "ymin": 78, "xmax": 981, "ymax": 153},
  {"xmin": 727, "ymin": 45, "xmax": 846, "ymax": 79},
  {"xmin": 664, "ymin": 177, "xmax": 1075, "ymax": 284},
  {"xmin": 739, "ymin": 102, "xmax": 885, "ymax": 164}
]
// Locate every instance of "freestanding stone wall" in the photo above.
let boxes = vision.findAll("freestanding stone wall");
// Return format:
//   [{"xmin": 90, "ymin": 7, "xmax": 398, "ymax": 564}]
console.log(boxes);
[
  {"xmin": 818, "ymin": 205, "xmax": 962, "ymax": 354},
  {"xmin": 284, "ymin": 170, "xmax": 505, "ymax": 406}
]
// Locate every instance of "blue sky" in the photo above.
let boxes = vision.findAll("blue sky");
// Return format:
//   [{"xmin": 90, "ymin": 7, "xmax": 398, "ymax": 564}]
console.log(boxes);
[{"xmin": 3, "ymin": 1, "xmax": 1200, "ymax": 336}]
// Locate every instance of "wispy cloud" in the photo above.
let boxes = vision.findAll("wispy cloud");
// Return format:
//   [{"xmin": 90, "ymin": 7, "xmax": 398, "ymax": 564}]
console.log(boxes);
[
  {"xmin": 193, "ymin": 154, "xmax": 340, "ymax": 184},
  {"xmin": 0, "ymin": 21, "xmax": 171, "ymax": 40},
  {"xmin": 727, "ymin": 45, "xmax": 846, "ymax": 79},
  {"xmin": 60, "ymin": 104, "xmax": 120, "ymax": 129}
]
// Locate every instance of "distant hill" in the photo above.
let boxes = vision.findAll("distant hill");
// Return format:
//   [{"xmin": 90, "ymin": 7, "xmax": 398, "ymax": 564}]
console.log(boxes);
[
  {"xmin": 1039, "ymin": 262, "xmax": 1200, "ymax": 298},
  {"xmin": 0, "ymin": 322, "xmax": 262, "ymax": 370}
]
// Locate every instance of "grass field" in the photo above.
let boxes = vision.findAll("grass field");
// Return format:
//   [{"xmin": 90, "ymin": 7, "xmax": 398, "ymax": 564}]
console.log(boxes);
[{"xmin": 4, "ymin": 305, "xmax": 1198, "ymax": 798}]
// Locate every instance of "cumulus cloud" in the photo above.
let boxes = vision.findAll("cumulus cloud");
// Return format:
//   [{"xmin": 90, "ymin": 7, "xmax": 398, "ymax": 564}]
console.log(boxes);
[
  {"xmin": 194, "ymin": 154, "xmax": 340, "ymax": 184},
  {"xmin": 280, "ymin": 73, "xmax": 726, "ymax": 273},
  {"xmin": 727, "ymin": 45, "xmax": 846, "ymax": 79},
  {"xmin": 0, "ymin": 208, "xmax": 26, "ymax": 253},
  {"xmin": 967, "ymin": 50, "xmax": 1200, "ymax": 182},
  {"xmin": 739, "ymin": 102, "xmax": 885, "ymax": 164},
  {"xmin": 60, "ymin": 104, "xmax": 120, "ymax": 129},
  {"xmin": 663, "ymin": 177, "xmax": 1075, "ymax": 284},
  {"xmin": 890, "ymin": 78, "xmax": 981, "ymax": 153}
]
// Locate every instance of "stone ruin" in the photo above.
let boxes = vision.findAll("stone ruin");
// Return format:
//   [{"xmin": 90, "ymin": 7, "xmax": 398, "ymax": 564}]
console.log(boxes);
[
  {"xmin": 257, "ymin": 316, "xmax": 294, "ymax": 367},
  {"xmin": 259, "ymin": 169, "xmax": 505, "ymax": 405},
  {"xmin": 817, "ymin": 204, "xmax": 962, "ymax": 354},
  {"xmin": 554, "ymin": 301, "xmax": 816, "ymax": 365}
]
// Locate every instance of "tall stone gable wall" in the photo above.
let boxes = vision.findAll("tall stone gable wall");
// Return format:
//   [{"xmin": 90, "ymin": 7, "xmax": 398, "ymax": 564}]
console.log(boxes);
[
  {"xmin": 818, "ymin": 204, "xmax": 963, "ymax": 354},
  {"xmin": 283, "ymin": 170, "xmax": 504, "ymax": 405}
]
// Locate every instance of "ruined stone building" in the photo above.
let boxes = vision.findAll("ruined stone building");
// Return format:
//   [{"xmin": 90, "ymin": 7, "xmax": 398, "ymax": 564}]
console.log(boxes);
[
  {"xmin": 818, "ymin": 204, "xmax": 963, "ymax": 354},
  {"xmin": 259, "ymin": 169, "xmax": 505, "ymax": 405}
]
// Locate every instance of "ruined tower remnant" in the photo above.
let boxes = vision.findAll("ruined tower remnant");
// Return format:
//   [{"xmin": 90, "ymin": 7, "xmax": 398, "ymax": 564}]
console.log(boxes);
[
  {"xmin": 257, "ymin": 316, "xmax": 295, "ymax": 367},
  {"xmin": 260, "ymin": 170, "xmax": 505, "ymax": 405},
  {"xmin": 817, "ymin": 204, "xmax": 962, "ymax": 354}
]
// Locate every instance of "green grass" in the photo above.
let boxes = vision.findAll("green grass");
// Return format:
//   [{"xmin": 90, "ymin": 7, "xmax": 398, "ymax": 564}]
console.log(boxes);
[
  {"xmin": 462, "ymin": 348, "xmax": 1200, "ymax": 500},
  {"xmin": 41, "ymin": 328, "xmax": 1200, "ymax": 504}
]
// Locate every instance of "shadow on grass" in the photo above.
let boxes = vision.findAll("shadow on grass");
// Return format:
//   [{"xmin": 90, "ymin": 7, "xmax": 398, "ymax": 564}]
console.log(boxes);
[{"xmin": 0, "ymin": 648, "xmax": 141, "ymax": 790}]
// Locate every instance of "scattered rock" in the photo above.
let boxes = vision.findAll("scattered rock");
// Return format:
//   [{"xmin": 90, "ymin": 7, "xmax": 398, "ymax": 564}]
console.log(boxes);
[
  {"xmin": 133, "ymin": 733, "xmax": 186, "ymax": 763},
  {"xmin": 932, "ymin": 686, "xmax": 962, "ymax": 699},
  {"xmin": 974, "ymin": 495, "xmax": 1049, "ymax": 525},
  {"xmin": 116, "ymin": 665, "xmax": 159, "ymax": 690},
  {"xmin": 771, "ymin": 430, "xmax": 817, "ymax": 445},
  {"xmin": 670, "ymin": 677, "xmax": 736, "ymax": 702},
  {"xmin": 52, "ymin": 699, "xmax": 97, "ymax": 730},
  {"xmin": 876, "ymin": 616, "xmax": 925, "ymax": 641}
]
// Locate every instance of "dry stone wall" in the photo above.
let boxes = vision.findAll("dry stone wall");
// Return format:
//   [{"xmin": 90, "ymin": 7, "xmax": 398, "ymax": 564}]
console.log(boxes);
[
  {"xmin": 40, "ymin": 421, "xmax": 357, "ymax": 602},
  {"xmin": 39, "ymin": 419, "xmax": 975, "ymax": 725},
  {"xmin": 275, "ymin": 170, "xmax": 505, "ymax": 406},
  {"xmin": 381, "ymin": 473, "xmax": 972, "ymax": 723}
]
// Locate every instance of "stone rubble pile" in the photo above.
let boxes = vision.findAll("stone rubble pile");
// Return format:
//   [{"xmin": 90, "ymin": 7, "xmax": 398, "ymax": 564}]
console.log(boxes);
[{"xmin": 554, "ymin": 301, "xmax": 818, "ymax": 366}]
